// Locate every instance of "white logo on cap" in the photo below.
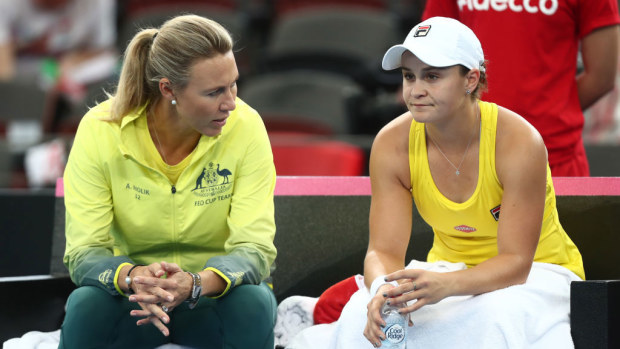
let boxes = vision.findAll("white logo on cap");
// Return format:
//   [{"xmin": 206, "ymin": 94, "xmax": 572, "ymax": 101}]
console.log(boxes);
[{"xmin": 414, "ymin": 25, "xmax": 431, "ymax": 37}]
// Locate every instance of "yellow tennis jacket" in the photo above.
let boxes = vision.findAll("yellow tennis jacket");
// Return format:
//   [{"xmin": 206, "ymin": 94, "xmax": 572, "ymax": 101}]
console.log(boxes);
[{"xmin": 63, "ymin": 97, "xmax": 277, "ymax": 297}]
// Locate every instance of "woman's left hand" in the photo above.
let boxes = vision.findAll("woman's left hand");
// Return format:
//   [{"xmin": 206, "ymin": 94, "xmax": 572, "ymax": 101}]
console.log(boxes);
[
  {"xmin": 129, "ymin": 262, "xmax": 194, "ymax": 330},
  {"xmin": 383, "ymin": 269, "xmax": 453, "ymax": 314}
]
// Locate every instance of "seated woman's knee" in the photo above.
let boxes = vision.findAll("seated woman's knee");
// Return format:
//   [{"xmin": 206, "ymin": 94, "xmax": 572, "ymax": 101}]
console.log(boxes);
[
  {"xmin": 224, "ymin": 284, "xmax": 275, "ymax": 322},
  {"xmin": 66, "ymin": 286, "xmax": 115, "ymax": 313}
]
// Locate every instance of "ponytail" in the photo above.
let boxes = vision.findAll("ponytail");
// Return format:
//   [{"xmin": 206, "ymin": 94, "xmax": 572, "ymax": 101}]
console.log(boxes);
[{"xmin": 109, "ymin": 29, "xmax": 159, "ymax": 121}]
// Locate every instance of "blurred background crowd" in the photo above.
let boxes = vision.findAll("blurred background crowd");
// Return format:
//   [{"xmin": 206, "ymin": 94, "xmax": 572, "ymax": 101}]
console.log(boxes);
[{"xmin": 0, "ymin": 0, "xmax": 618, "ymax": 189}]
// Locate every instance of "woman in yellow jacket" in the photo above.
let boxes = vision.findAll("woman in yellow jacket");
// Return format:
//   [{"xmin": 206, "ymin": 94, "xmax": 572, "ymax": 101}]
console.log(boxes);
[{"xmin": 59, "ymin": 15, "xmax": 277, "ymax": 348}]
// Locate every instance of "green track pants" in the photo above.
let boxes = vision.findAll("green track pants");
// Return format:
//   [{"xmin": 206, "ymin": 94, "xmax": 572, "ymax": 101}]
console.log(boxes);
[{"xmin": 58, "ymin": 282, "xmax": 277, "ymax": 349}]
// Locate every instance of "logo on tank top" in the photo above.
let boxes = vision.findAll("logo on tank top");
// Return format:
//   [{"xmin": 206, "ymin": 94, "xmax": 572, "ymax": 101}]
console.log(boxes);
[
  {"xmin": 490, "ymin": 205, "xmax": 501, "ymax": 221},
  {"xmin": 457, "ymin": 0, "xmax": 559, "ymax": 15},
  {"xmin": 454, "ymin": 225, "xmax": 477, "ymax": 233}
]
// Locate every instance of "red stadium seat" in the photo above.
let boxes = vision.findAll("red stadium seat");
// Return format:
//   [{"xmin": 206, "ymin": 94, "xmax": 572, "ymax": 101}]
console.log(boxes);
[{"xmin": 270, "ymin": 133, "xmax": 366, "ymax": 176}]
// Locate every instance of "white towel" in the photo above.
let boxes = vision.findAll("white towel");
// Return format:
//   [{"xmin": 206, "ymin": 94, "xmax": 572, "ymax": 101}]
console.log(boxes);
[
  {"xmin": 284, "ymin": 323, "xmax": 336, "ymax": 349},
  {"xmin": 289, "ymin": 261, "xmax": 580, "ymax": 349},
  {"xmin": 3, "ymin": 330, "xmax": 61, "ymax": 349},
  {"xmin": 274, "ymin": 295, "xmax": 319, "ymax": 347}
]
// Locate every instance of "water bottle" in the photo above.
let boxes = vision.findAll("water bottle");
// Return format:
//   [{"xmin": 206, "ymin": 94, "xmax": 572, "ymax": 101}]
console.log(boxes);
[{"xmin": 381, "ymin": 302, "xmax": 407, "ymax": 348}]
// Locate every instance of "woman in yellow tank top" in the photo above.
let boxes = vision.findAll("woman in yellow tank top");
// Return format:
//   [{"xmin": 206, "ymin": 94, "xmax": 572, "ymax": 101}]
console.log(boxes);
[{"xmin": 353, "ymin": 17, "xmax": 585, "ymax": 348}]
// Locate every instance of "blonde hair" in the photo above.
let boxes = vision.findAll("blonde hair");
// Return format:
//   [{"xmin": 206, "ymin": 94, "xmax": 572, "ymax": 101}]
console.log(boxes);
[{"xmin": 109, "ymin": 14, "xmax": 233, "ymax": 121}]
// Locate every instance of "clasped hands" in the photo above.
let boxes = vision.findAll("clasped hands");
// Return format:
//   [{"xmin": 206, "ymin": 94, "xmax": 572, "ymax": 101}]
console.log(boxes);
[{"xmin": 127, "ymin": 261, "xmax": 194, "ymax": 336}]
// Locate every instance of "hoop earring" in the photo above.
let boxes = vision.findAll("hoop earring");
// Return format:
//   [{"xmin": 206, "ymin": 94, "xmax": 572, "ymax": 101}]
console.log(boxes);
[{"xmin": 171, "ymin": 99, "xmax": 177, "ymax": 106}]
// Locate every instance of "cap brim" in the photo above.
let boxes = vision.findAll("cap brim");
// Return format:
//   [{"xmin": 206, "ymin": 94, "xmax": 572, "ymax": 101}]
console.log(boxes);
[
  {"xmin": 382, "ymin": 45, "xmax": 408, "ymax": 70},
  {"xmin": 382, "ymin": 43, "xmax": 459, "ymax": 71}
]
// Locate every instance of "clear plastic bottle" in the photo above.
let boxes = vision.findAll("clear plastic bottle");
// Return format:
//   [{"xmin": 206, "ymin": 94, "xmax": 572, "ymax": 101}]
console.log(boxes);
[{"xmin": 381, "ymin": 302, "xmax": 407, "ymax": 348}]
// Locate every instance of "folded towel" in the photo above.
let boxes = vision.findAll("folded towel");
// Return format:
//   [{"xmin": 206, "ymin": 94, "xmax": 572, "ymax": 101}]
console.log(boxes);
[{"xmin": 274, "ymin": 295, "xmax": 319, "ymax": 347}]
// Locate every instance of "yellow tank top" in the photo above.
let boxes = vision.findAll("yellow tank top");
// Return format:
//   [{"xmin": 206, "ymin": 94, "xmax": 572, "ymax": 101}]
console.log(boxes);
[{"xmin": 409, "ymin": 101, "xmax": 584, "ymax": 279}]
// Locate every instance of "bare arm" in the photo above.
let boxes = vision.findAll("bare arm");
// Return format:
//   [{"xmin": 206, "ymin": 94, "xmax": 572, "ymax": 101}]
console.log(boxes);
[
  {"xmin": 578, "ymin": 25, "xmax": 620, "ymax": 110},
  {"xmin": 364, "ymin": 114, "xmax": 414, "ymax": 290},
  {"xmin": 0, "ymin": 42, "xmax": 15, "ymax": 80},
  {"xmin": 363, "ymin": 114, "xmax": 415, "ymax": 345}
]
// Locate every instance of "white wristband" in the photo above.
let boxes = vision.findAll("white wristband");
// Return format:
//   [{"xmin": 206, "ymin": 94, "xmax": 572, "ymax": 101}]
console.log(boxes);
[{"xmin": 369, "ymin": 275, "xmax": 398, "ymax": 296}]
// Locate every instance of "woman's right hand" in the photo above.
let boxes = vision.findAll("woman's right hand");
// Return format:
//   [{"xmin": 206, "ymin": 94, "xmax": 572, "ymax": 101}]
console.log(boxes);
[{"xmin": 363, "ymin": 283, "xmax": 392, "ymax": 348}]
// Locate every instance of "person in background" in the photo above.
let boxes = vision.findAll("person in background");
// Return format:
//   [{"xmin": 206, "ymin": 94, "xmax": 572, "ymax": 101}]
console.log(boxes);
[
  {"xmin": 287, "ymin": 17, "xmax": 583, "ymax": 348},
  {"xmin": 583, "ymin": 50, "xmax": 620, "ymax": 144},
  {"xmin": 422, "ymin": 0, "xmax": 620, "ymax": 176},
  {"xmin": 60, "ymin": 14, "xmax": 277, "ymax": 348},
  {"xmin": 0, "ymin": 0, "xmax": 118, "ymax": 98}
]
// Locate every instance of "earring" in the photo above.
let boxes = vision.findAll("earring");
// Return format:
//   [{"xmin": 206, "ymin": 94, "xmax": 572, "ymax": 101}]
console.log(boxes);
[
  {"xmin": 466, "ymin": 90, "xmax": 471, "ymax": 95},
  {"xmin": 171, "ymin": 99, "xmax": 177, "ymax": 105}
]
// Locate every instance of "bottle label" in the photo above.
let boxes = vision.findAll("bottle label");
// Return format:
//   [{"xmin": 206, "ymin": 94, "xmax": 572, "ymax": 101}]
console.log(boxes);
[{"xmin": 385, "ymin": 323, "xmax": 405, "ymax": 343}]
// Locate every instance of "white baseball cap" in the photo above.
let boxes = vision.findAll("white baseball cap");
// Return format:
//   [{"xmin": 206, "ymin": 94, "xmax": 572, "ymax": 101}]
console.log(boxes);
[{"xmin": 382, "ymin": 17, "xmax": 485, "ymax": 72}]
